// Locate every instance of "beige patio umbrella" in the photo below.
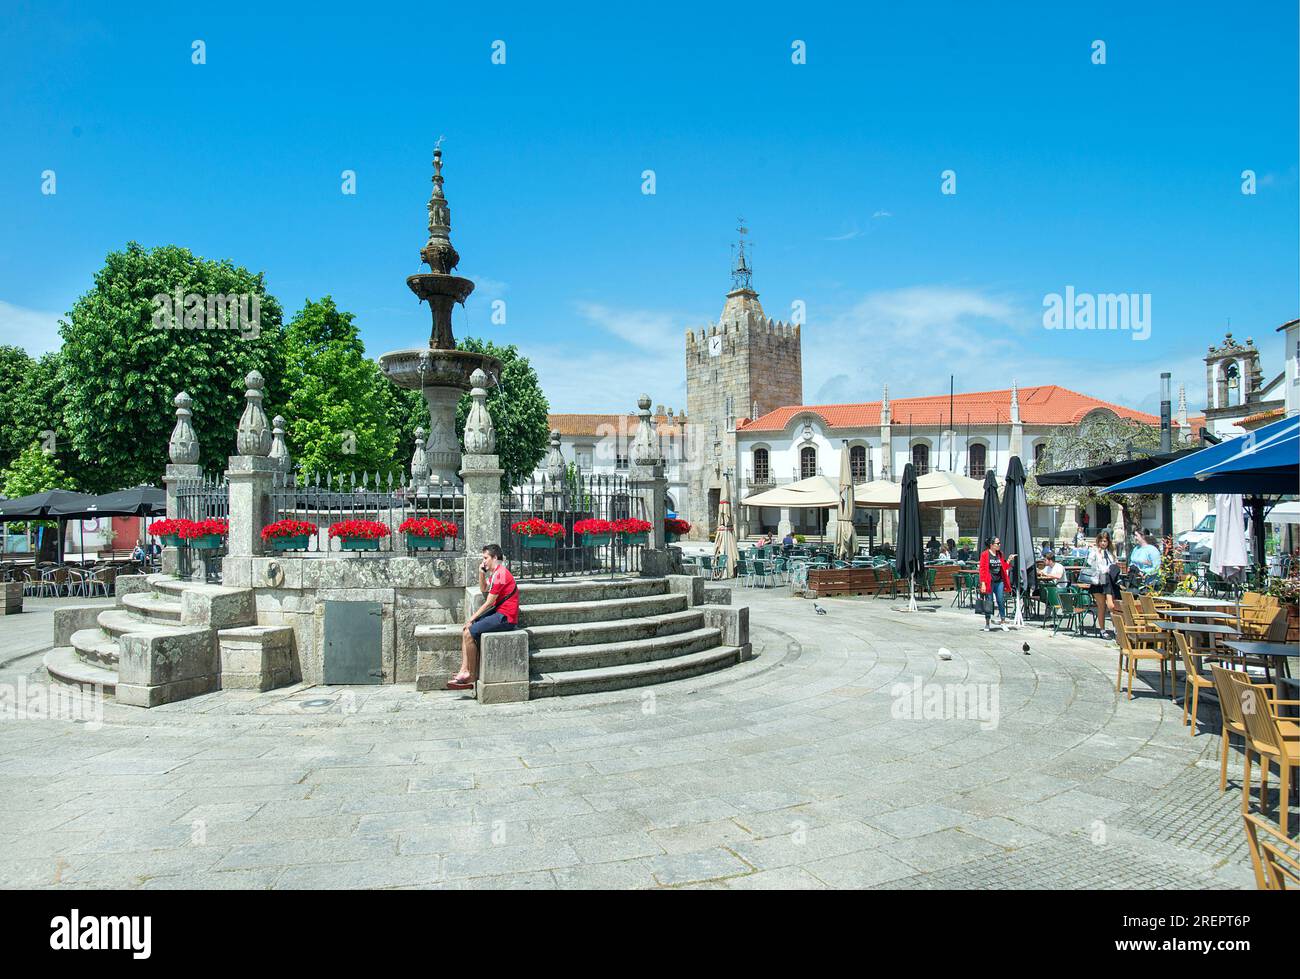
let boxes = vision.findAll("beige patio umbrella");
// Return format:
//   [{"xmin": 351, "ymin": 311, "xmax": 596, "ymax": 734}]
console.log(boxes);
[
  {"xmin": 854, "ymin": 478, "xmax": 902, "ymax": 508},
  {"xmin": 741, "ymin": 474, "xmax": 841, "ymax": 509},
  {"xmin": 835, "ymin": 448, "xmax": 856, "ymax": 560},
  {"xmin": 712, "ymin": 471, "xmax": 740, "ymax": 578},
  {"xmin": 855, "ymin": 471, "xmax": 993, "ymax": 508}
]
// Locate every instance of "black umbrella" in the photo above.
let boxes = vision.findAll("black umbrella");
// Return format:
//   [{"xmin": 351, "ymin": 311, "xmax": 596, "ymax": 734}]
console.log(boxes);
[
  {"xmin": 47, "ymin": 486, "xmax": 166, "ymax": 518},
  {"xmin": 0, "ymin": 489, "xmax": 96, "ymax": 520},
  {"xmin": 999, "ymin": 456, "xmax": 1037, "ymax": 625},
  {"xmin": 976, "ymin": 470, "xmax": 1000, "ymax": 556},
  {"xmin": 895, "ymin": 462, "xmax": 925, "ymax": 611}
]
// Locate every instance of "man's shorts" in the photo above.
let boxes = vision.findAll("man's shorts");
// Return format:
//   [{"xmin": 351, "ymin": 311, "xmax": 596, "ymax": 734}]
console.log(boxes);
[{"xmin": 469, "ymin": 611, "xmax": 516, "ymax": 640}]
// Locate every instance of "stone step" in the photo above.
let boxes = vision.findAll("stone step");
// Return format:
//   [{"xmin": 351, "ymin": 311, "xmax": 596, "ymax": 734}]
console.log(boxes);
[
  {"xmin": 97, "ymin": 608, "xmax": 189, "ymax": 641},
  {"xmin": 530, "ymin": 645, "xmax": 741, "ymax": 698},
  {"xmin": 524, "ymin": 609, "xmax": 706, "ymax": 650},
  {"xmin": 145, "ymin": 574, "xmax": 245, "ymax": 600},
  {"xmin": 70, "ymin": 628, "xmax": 120, "ymax": 668},
  {"xmin": 515, "ymin": 577, "xmax": 667, "ymax": 605},
  {"xmin": 121, "ymin": 591, "xmax": 184, "ymax": 623},
  {"xmin": 517, "ymin": 592, "xmax": 687, "ymax": 627},
  {"xmin": 44, "ymin": 646, "xmax": 117, "ymax": 696},
  {"xmin": 529, "ymin": 626, "xmax": 722, "ymax": 673}
]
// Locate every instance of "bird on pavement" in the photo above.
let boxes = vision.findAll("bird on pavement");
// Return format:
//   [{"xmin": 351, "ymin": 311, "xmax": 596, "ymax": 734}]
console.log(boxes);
[
  {"xmin": 813, "ymin": 603, "xmax": 827, "ymax": 615},
  {"xmin": 1022, "ymin": 642, "xmax": 1030, "ymax": 655}
]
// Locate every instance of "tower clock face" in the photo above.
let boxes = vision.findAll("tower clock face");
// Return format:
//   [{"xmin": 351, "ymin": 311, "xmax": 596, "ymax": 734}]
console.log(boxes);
[{"xmin": 708, "ymin": 335, "xmax": 723, "ymax": 357}]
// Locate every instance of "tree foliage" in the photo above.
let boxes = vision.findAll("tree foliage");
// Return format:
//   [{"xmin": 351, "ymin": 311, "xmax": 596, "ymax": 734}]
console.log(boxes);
[
  {"xmin": 1028, "ymin": 411, "xmax": 1162, "ymax": 549},
  {"xmin": 2, "ymin": 443, "xmax": 75, "ymax": 498},
  {"xmin": 56, "ymin": 242, "xmax": 285, "ymax": 492},
  {"xmin": 281, "ymin": 297, "xmax": 399, "ymax": 475}
]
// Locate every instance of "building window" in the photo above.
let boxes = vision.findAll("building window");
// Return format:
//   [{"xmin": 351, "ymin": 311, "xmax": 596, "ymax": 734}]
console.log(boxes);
[
  {"xmin": 968, "ymin": 443, "xmax": 987, "ymax": 479},
  {"xmin": 753, "ymin": 448, "xmax": 770, "ymax": 484},
  {"xmin": 849, "ymin": 445, "xmax": 867, "ymax": 481},
  {"xmin": 800, "ymin": 446, "xmax": 817, "ymax": 479},
  {"xmin": 912, "ymin": 444, "xmax": 929, "ymax": 475},
  {"xmin": 615, "ymin": 444, "xmax": 628, "ymax": 470},
  {"xmin": 1033, "ymin": 443, "xmax": 1046, "ymax": 469}
]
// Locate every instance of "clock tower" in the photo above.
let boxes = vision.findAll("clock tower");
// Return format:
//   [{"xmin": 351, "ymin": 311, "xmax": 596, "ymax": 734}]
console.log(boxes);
[{"xmin": 684, "ymin": 226, "xmax": 802, "ymax": 539}]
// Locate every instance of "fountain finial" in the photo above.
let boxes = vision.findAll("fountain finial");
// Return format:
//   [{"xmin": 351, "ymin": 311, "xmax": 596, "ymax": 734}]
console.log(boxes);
[{"xmin": 420, "ymin": 144, "xmax": 460, "ymax": 275}]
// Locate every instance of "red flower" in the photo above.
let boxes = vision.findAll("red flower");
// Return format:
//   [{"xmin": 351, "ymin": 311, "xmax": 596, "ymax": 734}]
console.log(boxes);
[
  {"xmin": 664, "ymin": 518, "xmax": 691, "ymax": 535},
  {"xmin": 399, "ymin": 517, "xmax": 458, "ymax": 539},
  {"xmin": 179, "ymin": 518, "xmax": 228, "ymax": 540},
  {"xmin": 511, "ymin": 517, "xmax": 564, "ymax": 538},
  {"xmin": 613, "ymin": 518, "xmax": 652, "ymax": 535},
  {"xmin": 148, "ymin": 518, "xmax": 192, "ymax": 537},
  {"xmin": 261, "ymin": 519, "xmax": 318, "ymax": 543},
  {"xmin": 328, "ymin": 519, "xmax": 391, "ymax": 540},
  {"xmin": 573, "ymin": 518, "xmax": 613, "ymax": 536}
]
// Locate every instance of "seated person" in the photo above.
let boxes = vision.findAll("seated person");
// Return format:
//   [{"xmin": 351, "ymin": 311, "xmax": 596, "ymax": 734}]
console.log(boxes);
[
  {"xmin": 448, "ymin": 544, "xmax": 518, "ymax": 690},
  {"xmin": 1128, "ymin": 531, "xmax": 1162, "ymax": 576},
  {"xmin": 782, "ymin": 530, "xmax": 795, "ymax": 553},
  {"xmin": 1038, "ymin": 551, "xmax": 1066, "ymax": 587}
]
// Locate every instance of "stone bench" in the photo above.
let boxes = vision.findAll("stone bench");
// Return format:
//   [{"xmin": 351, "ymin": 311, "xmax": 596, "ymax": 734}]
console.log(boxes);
[{"xmin": 217, "ymin": 625, "xmax": 297, "ymax": 691}]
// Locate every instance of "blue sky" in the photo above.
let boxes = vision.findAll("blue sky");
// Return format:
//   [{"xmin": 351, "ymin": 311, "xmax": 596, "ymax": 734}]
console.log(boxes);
[{"xmin": 1, "ymin": 1, "xmax": 1296, "ymax": 416}]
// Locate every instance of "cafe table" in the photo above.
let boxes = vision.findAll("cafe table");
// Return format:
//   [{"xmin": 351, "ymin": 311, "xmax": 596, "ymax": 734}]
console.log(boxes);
[
  {"xmin": 1159, "ymin": 595, "xmax": 1240, "ymax": 609},
  {"xmin": 1219, "ymin": 640, "xmax": 1299, "ymax": 681},
  {"xmin": 1154, "ymin": 620, "xmax": 1243, "ymax": 687}
]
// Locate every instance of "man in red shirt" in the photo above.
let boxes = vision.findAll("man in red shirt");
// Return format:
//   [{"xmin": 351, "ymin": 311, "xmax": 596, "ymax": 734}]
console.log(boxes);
[{"xmin": 448, "ymin": 543, "xmax": 518, "ymax": 690}]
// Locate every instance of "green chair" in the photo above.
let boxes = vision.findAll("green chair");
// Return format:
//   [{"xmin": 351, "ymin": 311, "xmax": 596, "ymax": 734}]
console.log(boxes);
[
  {"xmin": 1038, "ymin": 584, "xmax": 1061, "ymax": 630},
  {"xmin": 921, "ymin": 567, "xmax": 938, "ymax": 600},
  {"xmin": 874, "ymin": 566, "xmax": 897, "ymax": 600},
  {"xmin": 951, "ymin": 571, "xmax": 968, "ymax": 608}
]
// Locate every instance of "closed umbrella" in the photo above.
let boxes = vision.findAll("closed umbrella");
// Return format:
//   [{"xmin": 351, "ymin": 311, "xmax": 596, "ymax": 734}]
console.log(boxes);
[
  {"xmin": 835, "ymin": 447, "xmax": 856, "ymax": 560},
  {"xmin": 976, "ymin": 470, "xmax": 1000, "ymax": 559},
  {"xmin": 895, "ymin": 463, "xmax": 925, "ymax": 611},
  {"xmin": 1209, "ymin": 494, "xmax": 1248, "ymax": 583},
  {"xmin": 712, "ymin": 472, "xmax": 739, "ymax": 579},
  {"xmin": 999, "ymin": 456, "xmax": 1036, "ymax": 627}
]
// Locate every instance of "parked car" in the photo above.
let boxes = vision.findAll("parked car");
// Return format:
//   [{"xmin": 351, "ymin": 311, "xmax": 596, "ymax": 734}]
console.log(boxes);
[{"xmin": 1177, "ymin": 513, "xmax": 1216, "ymax": 553}]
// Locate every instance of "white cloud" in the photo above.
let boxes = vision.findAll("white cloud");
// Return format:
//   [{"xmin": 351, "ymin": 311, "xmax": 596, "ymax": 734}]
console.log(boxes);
[
  {"xmin": 0, "ymin": 301, "xmax": 62, "ymax": 355},
  {"xmin": 574, "ymin": 301, "xmax": 681, "ymax": 354}
]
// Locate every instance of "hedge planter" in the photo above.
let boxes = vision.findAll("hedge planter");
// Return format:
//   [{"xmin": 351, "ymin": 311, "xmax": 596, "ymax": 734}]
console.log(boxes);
[
  {"xmin": 619, "ymin": 532, "xmax": 649, "ymax": 546},
  {"xmin": 339, "ymin": 538, "xmax": 382, "ymax": 552},
  {"xmin": 522, "ymin": 535, "xmax": 559, "ymax": 550},
  {"xmin": 581, "ymin": 533, "xmax": 612, "ymax": 547},
  {"xmin": 269, "ymin": 534, "xmax": 313, "ymax": 552},
  {"xmin": 406, "ymin": 534, "xmax": 448, "ymax": 551},
  {"xmin": 189, "ymin": 534, "xmax": 225, "ymax": 550}
]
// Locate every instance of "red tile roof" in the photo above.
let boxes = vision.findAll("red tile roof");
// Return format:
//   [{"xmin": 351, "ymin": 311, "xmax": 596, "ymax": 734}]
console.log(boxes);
[
  {"xmin": 548, "ymin": 413, "xmax": 687, "ymax": 437},
  {"xmin": 737, "ymin": 385, "xmax": 1166, "ymax": 433}
]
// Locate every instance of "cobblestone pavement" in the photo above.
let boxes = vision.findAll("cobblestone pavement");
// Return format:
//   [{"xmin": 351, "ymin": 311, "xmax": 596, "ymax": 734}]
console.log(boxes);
[{"xmin": 0, "ymin": 587, "xmax": 1271, "ymax": 889}]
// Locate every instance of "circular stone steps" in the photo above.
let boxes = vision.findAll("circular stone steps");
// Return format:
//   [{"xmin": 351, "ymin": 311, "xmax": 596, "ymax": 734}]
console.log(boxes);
[
  {"xmin": 43, "ymin": 646, "xmax": 117, "ymax": 695},
  {"xmin": 529, "ymin": 644, "xmax": 742, "ymax": 698},
  {"xmin": 69, "ymin": 628, "xmax": 120, "ymax": 668},
  {"xmin": 528, "ymin": 625, "xmax": 722, "ymax": 674},
  {"xmin": 121, "ymin": 591, "xmax": 184, "ymax": 622}
]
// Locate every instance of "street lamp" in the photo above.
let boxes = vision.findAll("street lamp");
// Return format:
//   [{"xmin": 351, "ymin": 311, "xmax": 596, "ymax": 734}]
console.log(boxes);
[{"xmin": 1159, "ymin": 372, "xmax": 1173, "ymax": 539}]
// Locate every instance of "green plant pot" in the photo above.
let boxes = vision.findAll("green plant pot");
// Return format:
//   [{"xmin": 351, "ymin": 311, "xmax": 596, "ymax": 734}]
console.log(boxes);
[
  {"xmin": 159, "ymin": 534, "xmax": 182, "ymax": 547},
  {"xmin": 620, "ymin": 532, "xmax": 649, "ymax": 546},
  {"xmin": 665, "ymin": 533, "xmax": 679, "ymax": 544},
  {"xmin": 406, "ymin": 534, "xmax": 447, "ymax": 551},
  {"xmin": 270, "ymin": 534, "xmax": 312, "ymax": 552},
  {"xmin": 522, "ymin": 535, "xmax": 559, "ymax": 549},
  {"xmin": 189, "ymin": 534, "xmax": 225, "ymax": 550},
  {"xmin": 582, "ymin": 533, "xmax": 612, "ymax": 547},
  {"xmin": 339, "ymin": 538, "xmax": 382, "ymax": 551}
]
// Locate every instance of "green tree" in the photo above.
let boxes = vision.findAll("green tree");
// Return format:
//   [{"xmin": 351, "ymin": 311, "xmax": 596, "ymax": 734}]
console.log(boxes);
[
  {"xmin": 57, "ymin": 242, "xmax": 286, "ymax": 492},
  {"xmin": 1028, "ymin": 412, "xmax": 1162, "ymax": 552},
  {"xmin": 0, "ymin": 345, "xmax": 37, "ymax": 472},
  {"xmin": 2, "ymin": 443, "xmax": 75, "ymax": 498},
  {"xmin": 281, "ymin": 297, "xmax": 399, "ymax": 475}
]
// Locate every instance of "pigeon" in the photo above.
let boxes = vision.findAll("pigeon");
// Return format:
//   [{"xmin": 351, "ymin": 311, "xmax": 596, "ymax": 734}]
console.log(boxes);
[
  {"xmin": 1022, "ymin": 642, "xmax": 1030, "ymax": 655},
  {"xmin": 938, "ymin": 648, "xmax": 953, "ymax": 660},
  {"xmin": 813, "ymin": 603, "xmax": 827, "ymax": 615}
]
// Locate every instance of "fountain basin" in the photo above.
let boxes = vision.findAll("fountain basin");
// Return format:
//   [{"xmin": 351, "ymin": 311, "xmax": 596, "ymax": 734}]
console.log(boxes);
[{"xmin": 378, "ymin": 347, "xmax": 500, "ymax": 392}]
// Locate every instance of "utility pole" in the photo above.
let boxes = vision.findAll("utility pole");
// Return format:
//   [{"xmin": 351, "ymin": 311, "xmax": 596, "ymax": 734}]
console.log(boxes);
[{"xmin": 1159, "ymin": 372, "xmax": 1173, "ymax": 539}]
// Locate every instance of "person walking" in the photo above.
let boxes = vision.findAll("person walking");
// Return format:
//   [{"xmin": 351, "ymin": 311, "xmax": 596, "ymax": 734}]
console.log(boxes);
[
  {"xmin": 1085, "ymin": 530, "xmax": 1119, "ymax": 638},
  {"xmin": 978, "ymin": 536, "xmax": 1013, "ymax": 632}
]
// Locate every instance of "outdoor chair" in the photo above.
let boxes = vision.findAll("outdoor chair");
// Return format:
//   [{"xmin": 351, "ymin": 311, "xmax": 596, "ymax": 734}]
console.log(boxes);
[
  {"xmin": 1233, "ymin": 670, "xmax": 1300, "ymax": 834},
  {"xmin": 951, "ymin": 571, "xmax": 968, "ymax": 608},
  {"xmin": 711, "ymin": 553, "xmax": 728, "ymax": 581},
  {"xmin": 1210, "ymin": 664, "xmax": 1256, "ymax": 796},
  {"xmin": 1037, "ymin": 584, "xmax": 1062, "ymax": 631},
  {"xmin": 1173, "ymin": 630, "xmax": 1214, "ymax": 736},
  {"xmin": 86, "ymin": 565, "xmax": 116, "ymax": 597},
  {"xmin": 1244, "ymin": 813, "xmax": 1300, "ymax": 890},
  {"xmin": 788, "ymin": 561, "xmax": 809, "ymax": 592},
  {"xmin": 872, "ymin": 566, "xmax": 898, "ymax": 600},
  {"xmin": 1114, "ymin": 605, "xmax": 1167, "ymax": 700},
  {"xmin": 920, "ymin": 567, "xmax": 938, "ymax": 600},
  {"xmin": 698, "ymin": 555, "xmax": 713, "ymax": 579}
]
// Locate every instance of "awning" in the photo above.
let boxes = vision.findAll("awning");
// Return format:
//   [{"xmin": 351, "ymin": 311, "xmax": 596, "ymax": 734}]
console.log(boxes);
[
  {"xmin": 1192, "ymin": 415, "xmax": 1298, "ymax": 491},
  {"xmin": 741, "ymin": 474, "xmax": 840, "ymax": 509},
  {"xmin": 1035, "ymin": 448, "xmax": 1200, "ymax": 488},
  {"xmin": 1104, "ymin": 415, "xmax": 1298, "ymax": 496}
]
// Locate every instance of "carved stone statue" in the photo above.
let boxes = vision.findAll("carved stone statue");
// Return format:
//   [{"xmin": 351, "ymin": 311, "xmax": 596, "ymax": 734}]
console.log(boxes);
[
  {"xmin": 462, "ymin": 369, "xmax": 496, "ymax": 455},
  {"xmin": 235, "ymin": 370, "xmax": 272, "ymax": 457},
  {"xmin": 168, "ymin": 391, "xmax": 200, "ymax": 465}
]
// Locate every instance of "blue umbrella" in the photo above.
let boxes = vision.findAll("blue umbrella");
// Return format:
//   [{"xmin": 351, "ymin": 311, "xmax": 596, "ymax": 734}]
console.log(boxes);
[{"xmin": 1193, "ymin": 415, "xmax": 1297, "ymax": 484}]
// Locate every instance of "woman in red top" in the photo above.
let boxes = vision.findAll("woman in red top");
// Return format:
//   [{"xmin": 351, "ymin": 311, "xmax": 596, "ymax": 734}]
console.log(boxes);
[{"xmin": 978, "ymin": 536, "xmax": 1013, "ymax": 632}]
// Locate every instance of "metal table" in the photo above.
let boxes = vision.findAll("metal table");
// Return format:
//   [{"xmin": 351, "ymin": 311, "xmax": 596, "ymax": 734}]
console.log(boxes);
[{"xmin": 1219, "ymin": 640, "xmax": 1298, "ymax": 680}]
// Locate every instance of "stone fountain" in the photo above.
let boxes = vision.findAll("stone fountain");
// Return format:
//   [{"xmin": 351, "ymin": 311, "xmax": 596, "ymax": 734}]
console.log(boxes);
[{"xmin": 379, "ymin": 147, "xmax": 500, "ymax": 485}]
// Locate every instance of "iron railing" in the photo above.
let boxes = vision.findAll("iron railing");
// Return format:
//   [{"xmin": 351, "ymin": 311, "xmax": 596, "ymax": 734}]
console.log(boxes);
[
  {"xmin": 501, "ymin": 472, "xmax": 643, "ymax": 580},
  {"xmin": 175, "ymin": 473, "xmax": 229, "ymax": 582},
  {"xmin": 268, "ymin": 471, "xmax": 464, "ymax": 555}
]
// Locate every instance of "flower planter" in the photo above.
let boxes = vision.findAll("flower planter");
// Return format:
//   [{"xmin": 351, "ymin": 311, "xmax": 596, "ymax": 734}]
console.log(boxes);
[
  {"xmin": 665, "ymin": 533, "xmax": 679, "ymax": 544},
  {"xmin": 619, "ymin": 532, "xmax": 649, "ymax": 546},
  {"xmin": 406, "ymin": 534, "xmax": 447, "ymax": 551},
  {"xmin": 581, "ymin": 533, "xmax": 612, "ymax": 547},
  {"xmin": 339, "ymin": 538, "xmax": 382, "ymax": 552},
  {"xmin": 269, "ymin": 534, "xmax": 313, "ymax": 552},
  {"xmin": 188, "ymin": 534, "xmax": 225, "ymax": 550},
  {"xmin": 160, "ymin": 534, "xmax": 183, "ymax": 547},
  {"xmin": 522, "ymin": 536, "xmax": 559, "ymax": 549}
]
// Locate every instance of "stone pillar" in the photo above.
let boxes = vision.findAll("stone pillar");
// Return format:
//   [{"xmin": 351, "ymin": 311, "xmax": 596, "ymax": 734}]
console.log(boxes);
[
  {"xmin": 629, "ymin": 394, "xmax": 670, "ymax": 576},
  {"xmin": 460, "ymin": 370, "xmax": 503, "ymax": 604},
  {"xmin": 1009, "ymin": 380, "xmax": 1024, "ymax": 460},
  {"xmin": 777, "ymin": 508, "xmax": 792, "ymax": 538},
  {"xmin": 162, "ymin": 391, "xmax": 202, "ymax": 575},
  {"xmin": 223, "ymin": 372, "xmax": 276, "ymax": 586}
]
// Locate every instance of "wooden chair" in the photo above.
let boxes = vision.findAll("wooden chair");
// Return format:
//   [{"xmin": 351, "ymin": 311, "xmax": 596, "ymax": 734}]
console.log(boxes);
[
  {"xmin": 1173, "ymin": 630, "xmax": 1214, "ymax": 735},
  {"xmin": 1230, "ymin": 670, "xmax": 1300, "ymax": 833},
  {"xmin": 1114, "ymin": 605, "xmax": 1167, "ymax": 700},
  {"xmin": 1243, "ymin": 813, "xmax": 1300, "ymax": 890},
  {"xmin": 1210, "ymin": 665, "xmax": 1254, "ymax": 795}
]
